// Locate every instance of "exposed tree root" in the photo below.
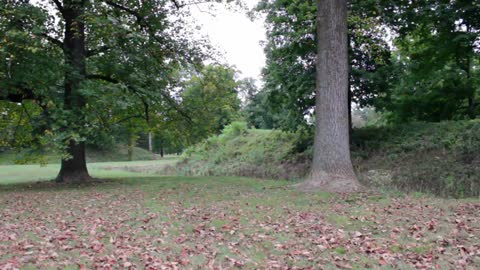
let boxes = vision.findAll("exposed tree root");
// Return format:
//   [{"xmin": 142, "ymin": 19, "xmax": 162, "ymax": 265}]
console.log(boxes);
[
  {"xmin": 55, "ymin": 171, "xmax": 93, "ymax": 184},
  {"xmin": 297, "ymin": 171, "xmax": 362, "ymax": 193}
]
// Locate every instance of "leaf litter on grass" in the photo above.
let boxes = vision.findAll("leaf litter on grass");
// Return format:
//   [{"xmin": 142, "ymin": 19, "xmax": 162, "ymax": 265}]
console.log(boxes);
[{"xmin": 0, "ymin": 177, "xmax": 479, "ymax": 269}]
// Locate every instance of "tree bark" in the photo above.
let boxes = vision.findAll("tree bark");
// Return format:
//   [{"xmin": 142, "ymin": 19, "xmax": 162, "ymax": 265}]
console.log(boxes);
[
  {"xmin": 468, "ymin": 97, "xmax": 476, "ymax": 119},
  {"xmin": 299, "ymin": 0, "xmax": 360, "ymax": 193},
  {"xmin": 348, "ymin": 82, "xmax": 353, "ymax": 141},
  {"xmin": 347, "ymin": 31, "xmax": 353, "ymax": 141},
  {"xmin": 56, "ymin": 0, "xmax": 92, "ymax": 183},
  {"xmin": 57, "ymin": 141, "xmax": 90, "ymax": 182},
  {"xmin": 160, "ymin": 143, "xmax": 164, "ymax": 158}
]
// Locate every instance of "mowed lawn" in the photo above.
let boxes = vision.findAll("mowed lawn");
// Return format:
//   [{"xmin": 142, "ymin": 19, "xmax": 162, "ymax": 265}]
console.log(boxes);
[
  {"xmin": 0, "ymin": 165, "xmax": 479, "ymax": 269},
  {"xmin": 0, "ymin": 159, "xmax": 178, "ymax": 184}
]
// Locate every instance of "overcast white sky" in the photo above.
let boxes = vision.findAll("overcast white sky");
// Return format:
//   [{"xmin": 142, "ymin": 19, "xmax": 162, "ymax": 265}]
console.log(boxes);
[{"xmin": 189, "ymin": 0, "xmax": 266, "ymax": 81}]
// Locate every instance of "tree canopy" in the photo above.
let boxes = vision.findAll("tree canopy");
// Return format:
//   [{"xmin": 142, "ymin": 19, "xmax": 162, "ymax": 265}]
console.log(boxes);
[
  {"xmin": 251, "ymin": 0, "xmax": 391, "ymax": 130},
  {"xmin": 248, "ymin": 0, "xmax": 479, "ymax": 129},
  {"xmin": 0, "ymin": 0, "xmax": 213, "ymax": 181}
]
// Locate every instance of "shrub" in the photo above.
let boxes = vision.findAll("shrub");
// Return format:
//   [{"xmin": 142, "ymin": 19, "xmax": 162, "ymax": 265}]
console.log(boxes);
[{"xmin": 220, "ymin": 121, "xmax": 248, "ymax": 139}]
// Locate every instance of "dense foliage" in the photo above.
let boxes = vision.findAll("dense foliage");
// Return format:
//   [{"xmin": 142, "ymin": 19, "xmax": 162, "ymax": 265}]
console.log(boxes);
[
  {"xmin": 250, "ymin": 0, "xmax": 391, "ymax": 130},
  {"xmin": 0, "ymin": 0, "xmax": 209, "ymax": 166},
  {"xmin": 178, "ymin": 65, "xmax": 242, "ymax": 145},
  {"xmin": 0, "ymin": 1, "xmax": 247, "ymax": 167},
  {"xmin": 248, "ymin": 0, "xmax": 479, "ymax": 129},
  {"xmin": 377, "ymin": 0, "xmax": 480, "ymax": 122}
]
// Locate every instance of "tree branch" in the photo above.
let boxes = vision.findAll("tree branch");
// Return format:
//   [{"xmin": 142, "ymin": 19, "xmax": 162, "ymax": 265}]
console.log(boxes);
[
  {"xmin": 105, "ymin": 1, "xmax": 144, "ymax": 24},
  {"xmin": 40, "ymin": 33, "xmax": 64, "ymax": 49},
  {"xmin": 86, "ymin": 45, "xmax": 110, "ymax": 57},
  {"xmin": 51, "ymin": 0, "xmax": 64, "ymax": 14},
  {"xmin": 144, "ymin": 101, "xmax": 150, "ymax": 123},
  {"xmin": 0, "ymin": 88, "xmax": 36, "ymax": 103},
  {"xmin": 86, "ymin": 74, "xmax": 119, "ymax": 83},
  {"xmin": 86, "ymin": 74, "xmax": 192, "ymax": 123},
  {"xmin": 171, "ymin": 0, "xmax": 181, "ymax": 9},
  {"xmin": 170, "ymin": 0, "xmax": 215, "ymax": 9},
  {"xmin": 113, "ymin": 114, "xmax": 145, "ymax": 125},
  {"xmin": 104, "ymin": 1, "xmax": 165, "ymax": 45}
]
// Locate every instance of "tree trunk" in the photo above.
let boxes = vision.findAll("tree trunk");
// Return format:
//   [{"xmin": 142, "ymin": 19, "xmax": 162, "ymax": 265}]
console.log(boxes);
[
  {"xmin": 299, "ymin": 0, "xmax": 360, "ymax": 193},
  {"xmin": 348, "ymin": 83, "xmax": 353, "ymax": 142},
  {"xmin": 160, "ymin": 143, "xmax": 164, "ymax": 158},
  {"xmin": 468, "ymin": 97, "xmax": 476, "ymax": 119},
  {"xmin": 57, "ymin": 141, "xmax": 90, "ymax": 182},
  {"xmin": 148, "ymin": 132, "xmax": 153, "ymax": 152},
  {"xmin": 128, "ymin": 134, "xmax": 135, "ymax": 161},
  {"xmin": 56, "ymin": 0, "xmax": 92, "ymax": 183},
  {"xmin": 347, "ymin": 31, "xmax": 353, "ymax": 141}
]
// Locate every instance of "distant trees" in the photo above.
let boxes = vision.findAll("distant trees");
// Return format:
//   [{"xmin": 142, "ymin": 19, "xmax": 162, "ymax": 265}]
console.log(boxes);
[
  {"xmin": 178, "ymin": 65, "xmax": 242, "ymax": 145},
  {"xmin": 133, "ymin": 64, "xmax": 243, "ymax": 156},
  {"xmin": 377, "ymin": 0, "xmax": 480, "ymax": 122}
]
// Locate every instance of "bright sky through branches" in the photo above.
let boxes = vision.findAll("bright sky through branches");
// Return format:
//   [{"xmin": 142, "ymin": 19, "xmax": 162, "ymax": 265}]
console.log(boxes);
[
  {"xmin": 31, "ymin": 0, "xmax": 266, "ymax": 82},
  {"xmin": 31, "ymin": 0, "xmax": 266, "ymax": 81},
  {"xmin": 189, "ymin": 0, "xmax": 266, "ymax": 81}
]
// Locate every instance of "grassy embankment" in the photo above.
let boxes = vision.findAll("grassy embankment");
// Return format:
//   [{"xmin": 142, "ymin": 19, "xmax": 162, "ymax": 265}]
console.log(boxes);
[{"xmin": 177, "ymin": 120, "xmax": 480, "ymax": 198}]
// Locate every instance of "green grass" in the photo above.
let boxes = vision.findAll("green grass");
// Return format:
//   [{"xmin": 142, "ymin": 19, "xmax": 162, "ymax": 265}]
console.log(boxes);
[
  {"xmin": 0, "ymin": 145, "xmax": 169, "ymax": 165},
  {"xmin": 0, "ymin": 159, "xmax": 178, "ymax": 184},
  {"xmin": 0, "ymin": 164, "xmax": 479, "ymax": 269}
]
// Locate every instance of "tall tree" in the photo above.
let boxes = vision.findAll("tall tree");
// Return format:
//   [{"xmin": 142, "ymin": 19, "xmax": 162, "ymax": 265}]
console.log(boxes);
[
  {"xmin": 0, "ymin": 0, "xmax": 208, "ymax": 182},
  {"xmin": 254, "ymin": 0, "xmax": 391, "ymax": 131},
  {"xmin": 55, "ymin": 0, "xmax": 90, "ymax": 182},
  {"xmin": 299, "ymin": 0, "xmax": 360, "ymax": 192}
]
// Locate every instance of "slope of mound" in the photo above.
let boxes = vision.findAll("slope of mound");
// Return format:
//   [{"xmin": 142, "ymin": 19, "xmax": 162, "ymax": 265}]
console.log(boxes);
[{"xmin": 178, "ymin": 120, "xmax": 480, "ymax": 197}]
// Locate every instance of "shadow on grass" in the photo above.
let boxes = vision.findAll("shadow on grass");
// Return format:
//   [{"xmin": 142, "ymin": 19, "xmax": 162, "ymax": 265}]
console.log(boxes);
[
  {"xmin": 0, "ymin": 175, "xmax": 216, "ymax": 190},
  {"xmin": 0, "ymin": 175, "xmax": 299, "ymax": 196},
  {"xmin": 0, "ymin": 176, "xmax": 175, "ymax": 193},
  {"xmin": 0, "ymin": 178, "xmax": 123, "ymax": 193}
]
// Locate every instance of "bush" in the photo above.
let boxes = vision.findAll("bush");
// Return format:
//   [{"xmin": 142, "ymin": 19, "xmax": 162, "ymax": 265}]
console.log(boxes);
[{"xmin": 220, "ymin": 121, "xmax": 248, "ymax": 139}]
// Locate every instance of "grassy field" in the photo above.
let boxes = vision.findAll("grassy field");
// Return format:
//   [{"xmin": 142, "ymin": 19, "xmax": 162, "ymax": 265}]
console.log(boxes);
[
  {"xmin": 0, "ymin": 163, "xmax": 479, "ymax": 269},
  {"xmin": 0, "ymin": 146, "xmax": 167, "ymax": 165},
  {"xmin": 0, "ymin": 159, "xmax": 178, "ymax": 184}
]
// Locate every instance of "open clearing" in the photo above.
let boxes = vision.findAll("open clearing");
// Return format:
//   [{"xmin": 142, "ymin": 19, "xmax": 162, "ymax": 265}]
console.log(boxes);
[
  {"xmin": 1, "ymin": 164, "xmax": 479, "ymax": 269},
  {"xmin": 0, "ymin": 159, "xmax": 177, "ymax": 184}
]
